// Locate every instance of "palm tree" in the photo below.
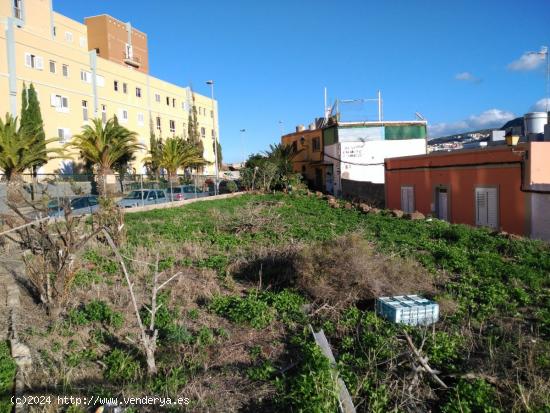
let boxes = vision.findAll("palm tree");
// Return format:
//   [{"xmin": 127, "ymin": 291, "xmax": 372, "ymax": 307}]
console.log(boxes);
[
  {"xmin": 156, "ymin": 137, "xmax": 207, "ymax": 182},
  {"xmin": 0, "ymin": 113, "xmax": 61, "ymax": 203},
  {"xmin": 67, "ymin": 118, "xmax": 143, "ymax": 196}
]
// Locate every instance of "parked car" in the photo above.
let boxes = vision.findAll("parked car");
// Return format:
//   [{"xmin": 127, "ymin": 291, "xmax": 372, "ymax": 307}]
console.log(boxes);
[
  {"xmin": 166, "ymin": 185, "xmax": 210, "ymax": 201},
  {"xmin": 48, "ymin": 195, "xmax": 99, "ymax": 217},
  {"xmin": 117, "ymin": 190, "xmax": 167, "ymax": 208}
]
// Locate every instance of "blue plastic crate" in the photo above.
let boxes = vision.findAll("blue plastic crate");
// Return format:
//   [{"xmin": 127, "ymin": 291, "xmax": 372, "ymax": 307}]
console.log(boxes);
[{"xmin": 375, "ymin": 295, "xmax": 439, "ymax": 326}]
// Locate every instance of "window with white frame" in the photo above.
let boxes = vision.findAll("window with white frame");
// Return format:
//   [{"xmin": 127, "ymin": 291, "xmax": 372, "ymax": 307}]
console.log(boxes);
[
  {"xmin": 82, "ymin": 100, "xmax": 88, "ymax": 121},
  {"xmin": 96, "ymin": 75, "xmax": 105, "ymax": 87},
  {"xmin": 125, "ymin": 43, "xmax": 133, "ymax": 60},
  {"xmin": 400, "ymin": 186, "xmax": 415, "ymax": 213},
  {"xmin": 123, "ymin": 83, "xmax": 128, "ymax": 94},
  {"xmin": 172, "ymin": 98, "xmax": 175, "ymax": 108},
  {"xmin": 57, "ymin": 128, "xmax": 71, "ymax": 144},
  {"xmin": 65, "ymin": 31, "xmax": 73, "ymax": 42},
  {"xmin": 24, "ymin": 53, "xmax": 43, "ymax": 70},
  {"xmin": 475, "ymin": 187, "xmax": 498, "ymax": 229},
  {"xmin": 79, "ymin": 36, "xmax": 86, "ymax": 48},
  {"xmin": 80, "ymin": 70, "xmax": 91, "ymax": 83},
  {"xmin": 155, "ymin": 93, "xmax": 160, "ymax": 102},
  {"xmin": 169, "ymin": 120, "xmax": 175, "ymax": 133},
  {"xmin": 62, "ymin": 64, "xmax": 69, "ymax": 77},
  {"xmin": 118, "ymin": 109, "xmax": 128, "ymax": 123},
  {"xmin": 49, "ymin": 60, "xmax": 56, "ymax": 74},
  {"xmin": 200, "ymin": 127, "xmax": 206, "ymax": 138},
  {"xmin": 136, "ymin": 87, "xmax": 142, "ymax": 98},
  {"xmin": 101, "ymin": 104, "xmax": 107, "ymax": 124},
  {"xmin": 156, "ymin": 117, "xmax": 161, "ymax": 131},
  {"xmin": 114, "ymin": 80, "xmax": 119, "ymax": 91},
  {"xmin": 51, "ymin": 94, "xmax": 69, "ymax": 112},
  {"xmin": 166, "ymin": 96, "xmax": 170, "ymax": 106},
  {"xmin": 210, "ymin": 110, "xmax": 214, "ymax": 118},
  {"xmin": 211, "ymin": 129, "xmax": 215, "ymax": 139},
  {"xmin": 137, "ymin": 112, "xmax": 144, "ymax": 126},
  {"xmin": 13, "ymin": 0, "xmax": 23, "ymax": 20}
]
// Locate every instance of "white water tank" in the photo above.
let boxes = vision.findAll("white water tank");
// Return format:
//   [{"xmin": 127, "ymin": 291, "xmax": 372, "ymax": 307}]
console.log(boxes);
[
  {"xmin": 296, "ymin": 124, "xmax": 305, "ymax": 132},
  {"xmin": 309, "ymin": 122, "xmax": 316, "ymax": 130},
  {"xmin": 524, "ymin": 112, "xmax": 547, "ymax": 135}
]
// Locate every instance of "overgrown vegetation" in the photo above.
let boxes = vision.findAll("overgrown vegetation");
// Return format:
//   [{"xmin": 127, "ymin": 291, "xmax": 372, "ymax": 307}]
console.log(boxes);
[
  {"xmin": 0, "ymin": 342, "xmax": 16, "ymax": 413},
  {"xmin": 4, "ymin": 193, "xmax": 549, "ymax": 411}
]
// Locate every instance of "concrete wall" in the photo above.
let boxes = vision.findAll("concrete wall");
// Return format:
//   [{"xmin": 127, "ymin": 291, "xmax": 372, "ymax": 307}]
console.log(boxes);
[
  {"xmin": 530, "ymin": 192, "xmax": 550, "ymax": 241},
  {"xmin": 341, "ymin": 179, "xmax": 384, "ymax": 207}
]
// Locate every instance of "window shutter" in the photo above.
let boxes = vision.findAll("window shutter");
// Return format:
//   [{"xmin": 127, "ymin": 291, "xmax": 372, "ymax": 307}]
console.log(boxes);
[
  {"xmin": 50, "ymin": 94, "xmax": 57, "ymax": 107},
  {"xmin": 475, "ymin": 189, "xmax": 487, "ymax": 226},
  {"xmin": 400, "ymin": 186, "xmax": 414, "ymax": 213},
  {"xmin": 64, "ymin": 128, "xmax": 71, "ymax": 141},
  {"xmin": 25, "ymin": 53, "xmax": 32, "ymax": 67},
  {"xmin": 475, "ymin": 187, "xmax": 498, "ymax": 228},
  {"xmin": 486, "ymin": 188, "xmax": 498, "ymax": 229},
  {"xmin": 35, "ymin": 56, "xmax": 44, "ymax": 70}
]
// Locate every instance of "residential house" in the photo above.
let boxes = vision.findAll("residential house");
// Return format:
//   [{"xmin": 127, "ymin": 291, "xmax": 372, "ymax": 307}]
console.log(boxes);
[
  {"xmin": 281, "ymin": 123, "xmax": 325, "ymax": 191},
  {"xmin": 385, "ymin": 142, "xmax": 550, "ymax": 240},
  {"xmin": 322, "ymin": 120, "xmax": 427, "ymax": 202}
]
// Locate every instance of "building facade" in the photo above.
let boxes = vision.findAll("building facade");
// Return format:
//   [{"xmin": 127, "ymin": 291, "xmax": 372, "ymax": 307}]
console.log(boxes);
[
  {"xmin": 0, "ymin": 0, "xmax": 218, "ymax": 175},
  {"xmin": 323, "ymin": 121, "xmax": 427, "ymax": 200},
  {"xmin": 281, "ymin": 125, "xmax": 325, "ymax": 191},
  {"xmin": 385, "ymin": 143, "xmax": 550, "ymax": 240}
]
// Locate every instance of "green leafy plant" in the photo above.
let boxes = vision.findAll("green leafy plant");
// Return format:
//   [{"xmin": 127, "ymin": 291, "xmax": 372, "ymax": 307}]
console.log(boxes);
[
  {"xmin": 0, "ymin": 341, "xmax": 17, "ymax": 413},
  {"xmin": 441, "ymin": 379, "xmax": 501, "ymax": 413},
  {"xmin": 103, "ymin": 349, "xmax": 141, "ymax": 383}
]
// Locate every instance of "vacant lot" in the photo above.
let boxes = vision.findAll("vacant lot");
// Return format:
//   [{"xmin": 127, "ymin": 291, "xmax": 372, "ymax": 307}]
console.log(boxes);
[{"xmin": 12, "ymin": 193, "xmax": 550, "ymax": 412}]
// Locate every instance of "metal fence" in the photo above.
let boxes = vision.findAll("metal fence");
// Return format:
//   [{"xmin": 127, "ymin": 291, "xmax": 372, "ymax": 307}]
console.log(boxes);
[{"xmin": 0, "ymin": 173, "xmax": 221, "ymax": 214}]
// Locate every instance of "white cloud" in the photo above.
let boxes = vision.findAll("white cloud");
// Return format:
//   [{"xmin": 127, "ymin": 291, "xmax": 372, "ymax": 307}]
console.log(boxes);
[
  {"xmin": 455, "ymin": 71, "xmax": 481, "ymax": 83},
  {"xmin": 429, "ymin": 109, "xmax": 516, "ymax": 138},
  {"xmin": 508, "ymin": 48, "xmax": 547, "ymax": 71},
  {"xmin": 530, "ymin": 98, "xmax": 550, "ymax": 112}
]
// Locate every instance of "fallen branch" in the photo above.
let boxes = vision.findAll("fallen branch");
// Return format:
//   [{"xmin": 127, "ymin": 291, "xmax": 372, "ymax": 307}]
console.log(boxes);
[{"xmin": 404, "ymin": 331, "xmax": 448, "ymax": 389}]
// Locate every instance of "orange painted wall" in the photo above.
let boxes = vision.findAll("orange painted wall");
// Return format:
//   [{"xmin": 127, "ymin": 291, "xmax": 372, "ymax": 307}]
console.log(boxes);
[
  {"xmin": 385, "ymin": 146, "xmax": 529, "ymax": 236},
  {"xmin": 85, "ymin": 15, "xmax": 149, "ymax": 74}
]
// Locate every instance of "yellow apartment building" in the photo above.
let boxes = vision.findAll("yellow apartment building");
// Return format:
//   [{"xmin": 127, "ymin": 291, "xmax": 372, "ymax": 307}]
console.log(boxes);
[{"xmin": 0, "ymin": 0, "xmax": 219, "ymax": 175}]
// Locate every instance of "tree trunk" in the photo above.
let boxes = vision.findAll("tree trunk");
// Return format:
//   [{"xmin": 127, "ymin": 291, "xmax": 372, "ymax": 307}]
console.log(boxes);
[
  {"xmin": 96, "ymin": 168, "xmax": 112, "ymax": 198},
  {"xmin": 145, "ymin": 345, "xmax": 157, "ymax": 375},
  {"xmin": 6, "ymin": 173, "xmax": 25, "ymax": 205}
]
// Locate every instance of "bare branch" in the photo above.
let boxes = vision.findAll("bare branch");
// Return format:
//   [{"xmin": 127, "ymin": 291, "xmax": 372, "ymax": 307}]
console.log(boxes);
[
  {"xmin": 157, "ymin": 272, "xmax": 183, "ymax": 291},
  {"xmin": 404, "ymin": 331, "xmax": 448, "ymax": 389}
]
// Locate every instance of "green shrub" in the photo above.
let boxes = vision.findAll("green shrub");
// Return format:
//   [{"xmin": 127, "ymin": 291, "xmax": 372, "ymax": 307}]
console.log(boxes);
[
  {"xmin": 103, "ymin": 349, "xmax": 141, "ymax": 383},
  {"xmin": 209, "ymin": 293, "xmax": 274, "ymax": 329},
  {"xmin": 277, "ymin": 340, "xmax": 339, "ymax": 412},
  {"xmin": 441, "ymin": 379, "xmax": 501, "ymax": 413},
  {"xmin": 0, "ymin": 341, "xmax": 16, "ymax": 413},
  {"xmin": 67, "ymin": 300, "xmax": 124, "ymax": 328}
]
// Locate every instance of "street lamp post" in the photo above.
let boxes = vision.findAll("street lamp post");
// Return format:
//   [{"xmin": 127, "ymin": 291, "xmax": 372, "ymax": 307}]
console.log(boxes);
[
  {"xmin": 206, "ymin": 80, "xmax": 218, "ymax": 195},
  {"xmin": 240, "ymin": 129, "xmax": 246, "ymax": 164}
]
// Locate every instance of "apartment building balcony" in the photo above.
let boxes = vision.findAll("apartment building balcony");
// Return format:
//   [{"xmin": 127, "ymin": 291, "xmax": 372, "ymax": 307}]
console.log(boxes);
[{"xmin": 123, "ymin": 52, "xmax": 141, "ymax": 68}]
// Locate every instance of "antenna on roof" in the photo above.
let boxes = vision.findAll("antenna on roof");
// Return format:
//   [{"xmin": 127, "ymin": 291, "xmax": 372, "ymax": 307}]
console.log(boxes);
[{"xmin": 415, "ymin": 112, "xmax": 425, "ymax": 121}]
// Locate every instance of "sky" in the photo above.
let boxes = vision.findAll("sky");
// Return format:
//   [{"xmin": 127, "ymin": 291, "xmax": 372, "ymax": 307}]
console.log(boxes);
[{"xmin": 54, "ymin": 0, "xmax": 550, "ymax": 162}]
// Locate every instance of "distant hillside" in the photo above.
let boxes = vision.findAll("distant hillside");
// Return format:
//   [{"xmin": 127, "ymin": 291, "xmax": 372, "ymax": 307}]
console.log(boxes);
[
  {"xmin": 429, "ymin": 116, "xmax": 524, "ymax": 145},
  {"xmin": 501, "ymin": 117, "xmax": 523, "ymax": 130},
  {"xmin": 428, "ymin": 129, "xmax": 492, "ymax": 145}
]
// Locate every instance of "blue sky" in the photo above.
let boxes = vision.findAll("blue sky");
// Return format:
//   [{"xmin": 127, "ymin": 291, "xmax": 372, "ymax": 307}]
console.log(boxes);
[{"xmin": 54, "ymin": 0, "xmax": 550, "ymax": 162}]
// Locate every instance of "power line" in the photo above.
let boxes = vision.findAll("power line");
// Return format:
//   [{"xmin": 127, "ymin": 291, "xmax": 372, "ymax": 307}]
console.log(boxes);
[{"xmin": 323, "ymin": 152, "xmax": 385, "ymax": 167}]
